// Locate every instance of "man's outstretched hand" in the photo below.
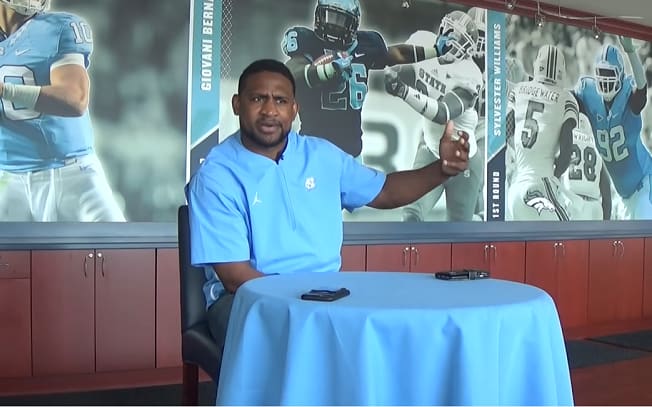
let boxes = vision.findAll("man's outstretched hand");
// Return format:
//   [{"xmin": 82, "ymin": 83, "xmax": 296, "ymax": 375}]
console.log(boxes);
[{"xmin": 438, "ymin": 120, "xmax": 469, "ymax": 176}]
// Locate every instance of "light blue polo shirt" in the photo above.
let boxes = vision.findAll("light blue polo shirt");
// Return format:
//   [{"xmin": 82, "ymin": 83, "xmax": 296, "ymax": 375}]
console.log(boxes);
[{"xmin": 186, "ymin": 130, "xmax": 386, "ymax": 308}]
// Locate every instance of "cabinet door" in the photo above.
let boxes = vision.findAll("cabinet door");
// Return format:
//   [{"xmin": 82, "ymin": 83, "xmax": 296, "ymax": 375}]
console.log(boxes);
[
  {"xmin": 341, "ymin": 245, "xmax": 366, "ymax": 272},
  {"xmin": 555, "ymin": 240, "xmax": 589, "ymax": 328},
  {"xmin": 525, "ymin": 241, "xmax": 559, "ymax": 296},
  {"xmin": 410, "ymin": 243, "xmax": 451, "ymax": 273},
  {"xmin": 526, "ymin": 240, "xmax": 589, "ymax": 328},
  {"xmin": 0, "ymin": 251, "xmax": 30, "ymax": 279},
  {"xmin": 156, "ymin": 248, "xmax": 182, "ymax": 368},
  {"xmin": 366, "ymin": 245, "xmax": 410, "ymax": 272},
  {"xmin": 0, "ymin": 250, "xmax": 31, "ymax": 378},
  {"xmin": 589, "ymin": 239, "xmax": 644, "ymax": 323},
  {"xmin": 32, "ymin": 250, "xmax": 95, "ymax": 376},
  {"xmin": 645, "ymin": 238, "xmax": 652, "ymax": 318},
  {"xmin": 491, "ymin": 242, "xmax": 525, "ymax": 282},
  {"xmin": 95, "ymin": 249, "xmax": 156, "ymax": 372},
  {"xmin": 451, "ymin": 243, "xmax": 490, "ymax": 270}
]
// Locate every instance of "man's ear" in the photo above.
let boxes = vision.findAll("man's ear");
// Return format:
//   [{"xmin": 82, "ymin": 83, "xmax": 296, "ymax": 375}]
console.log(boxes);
[
  {"xmin": 232, "ymin": 94, "xmax": 240, "ymax": 115},
  {"xmin": 291, "ymin": 99, "xmax": 299, "ymax": 119}
]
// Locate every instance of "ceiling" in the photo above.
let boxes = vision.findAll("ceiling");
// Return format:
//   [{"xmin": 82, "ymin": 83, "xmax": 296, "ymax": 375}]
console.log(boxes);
[{"xmin": 539, "ymin": 0, "xmax": 651, "ymax": 27}]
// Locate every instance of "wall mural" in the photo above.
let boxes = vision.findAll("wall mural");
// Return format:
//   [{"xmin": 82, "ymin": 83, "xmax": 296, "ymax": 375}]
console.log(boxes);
[
  {"xmin": 0, "ymin": 0, "xmax": 189, "ymax": 222},
  {"xmin": 191, "ymin": 0, "xmax": 652, "ymax": 222}
]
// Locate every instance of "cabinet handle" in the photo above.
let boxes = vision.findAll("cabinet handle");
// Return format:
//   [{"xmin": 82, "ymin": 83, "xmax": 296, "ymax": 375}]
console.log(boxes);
[
  {"xmin": 0, "ymin": 262, "xmax": 9, "ymax": 269},
  {"xmin": 483, "ymin": 244, "xmax": 490, "ymax": 262},
  {"xmin": 612, "ymin": 240, "xmax": 624, "ymax": 257},
  {"xmin": 556, "ymin": 242, "xmax": 565, "ymax": 257},
  {"xmin": 490, "ymin": 244, "xmax": 497, "ymax": 262},
  {"xmin": 84, "ymin": 252, "xmax": 94, "ymax": 277},
  {"xmin": 411, "ymin": 246, "xmax": 419, "ymax": 266},
  {"xmin": 402, "ymin": 247, "xmax": 410, "ymax": 267},
  {"xmin": 97, "ymin": 252, "xmax": 105, "ymax": 277}
]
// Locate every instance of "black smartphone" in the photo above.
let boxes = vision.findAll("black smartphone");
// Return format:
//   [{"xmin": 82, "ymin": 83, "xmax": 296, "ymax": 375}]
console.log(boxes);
[
  {"xmin": 300, "ymin": 287, "xmax": 350, "ymax": 302},
  {"xmin": 435, "ymin": 269, "xmax": 490, "ymax": 280}
]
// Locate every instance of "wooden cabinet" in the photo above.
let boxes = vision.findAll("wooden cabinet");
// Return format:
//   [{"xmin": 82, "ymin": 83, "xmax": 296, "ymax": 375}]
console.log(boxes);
[
  {"xmin": 451, "ymin": 242, "xmax": 525, "ymax": 282},
  {"xmin": 32, "ymin": 250, "xmax": 95, "ymax": 376},
  {"xmin": 366, "ymin": 243, "xmax": 451, "ymax": 273},
  {"xmin": 341, "ymin": 245, "xmax": 366, "ymax": 271},
  {"xmin": 155, "ymin": 248, "xmax": 182, "ymax": 368},
  {"xmin": 0, "ymin": 251, "xmax": 31, "ymax": 378},
  {"xmin": 95, "ymin": 249, "xmax": 156, "ymax": 372},
  {"xmin": 31, "ymin": 249, "xmax": 155, "ymax": 376},
  {"xmin": 525, "ymin": 240, "xmax": 589, "ymax": 328},
  {"xmin": 588, "ymin": 239, "xmax": 644, "ymax": 323},
  {"xmin": 644, "ymin": 238, "xmax": 652, "ymax": 318}
]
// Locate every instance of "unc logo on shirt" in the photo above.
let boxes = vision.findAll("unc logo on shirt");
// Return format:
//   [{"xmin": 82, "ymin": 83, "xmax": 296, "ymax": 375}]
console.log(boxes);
[
  {"xmin": 305, "ymin": 177, "xmax": 316, "ymax": 190},
  {"xmin": 252, "ymin": 192, "xmax": 262, "ymax": 206}
]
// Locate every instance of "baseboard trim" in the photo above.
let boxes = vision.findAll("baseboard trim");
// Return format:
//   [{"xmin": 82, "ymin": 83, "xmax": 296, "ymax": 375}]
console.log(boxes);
[{"xmin": 0, "ymin": 366, "xmax": 212, "ymax": 397}]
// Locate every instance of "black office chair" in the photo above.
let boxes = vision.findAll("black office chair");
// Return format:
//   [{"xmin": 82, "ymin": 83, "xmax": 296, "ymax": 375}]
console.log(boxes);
[{"xmin": 178, "ymin": 205, "xmax": 221, "ymax": 405}]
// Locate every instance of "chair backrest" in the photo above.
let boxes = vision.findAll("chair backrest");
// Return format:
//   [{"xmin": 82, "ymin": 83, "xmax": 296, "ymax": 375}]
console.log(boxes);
[{"xmin": 178, "ymin": 204, "xmax": 210, "ymax": 332}]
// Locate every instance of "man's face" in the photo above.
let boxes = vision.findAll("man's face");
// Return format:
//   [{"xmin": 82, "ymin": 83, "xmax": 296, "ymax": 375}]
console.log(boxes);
[{"xmin": 232, "ymin": 71, "xmax": 298, "ymax": 159}]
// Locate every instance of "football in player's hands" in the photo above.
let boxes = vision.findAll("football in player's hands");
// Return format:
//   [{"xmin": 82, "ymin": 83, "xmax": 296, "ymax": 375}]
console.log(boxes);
[{"xmin": 312, "ymin": 53, "xmax": 335, "ymax": 66}]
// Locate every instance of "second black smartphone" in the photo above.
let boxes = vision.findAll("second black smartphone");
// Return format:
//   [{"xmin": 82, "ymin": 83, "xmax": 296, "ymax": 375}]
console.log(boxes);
[
  {"xmin": 300, "ymin": 287, "xmax": 350, "ymax": 302},
  {"xmin": 435, "ymin": 269, "xmax": 490, "ymax": 280}
]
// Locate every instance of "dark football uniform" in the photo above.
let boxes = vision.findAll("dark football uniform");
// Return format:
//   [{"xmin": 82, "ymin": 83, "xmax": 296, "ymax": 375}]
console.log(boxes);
[{"xmin": 282, "ymin": 26, "xmax": 389, "ymax": 157}]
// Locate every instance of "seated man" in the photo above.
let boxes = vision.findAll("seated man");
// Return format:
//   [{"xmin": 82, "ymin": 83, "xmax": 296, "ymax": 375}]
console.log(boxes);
[{"xmin": 185, "ymin": 58, "xmax": 469, "ymax": 348}]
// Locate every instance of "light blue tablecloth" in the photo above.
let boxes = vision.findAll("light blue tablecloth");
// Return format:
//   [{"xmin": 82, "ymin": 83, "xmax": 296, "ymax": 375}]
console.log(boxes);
[{"xmin": 216, "ymin": 272, "xmax": 573, "ymax": 406}]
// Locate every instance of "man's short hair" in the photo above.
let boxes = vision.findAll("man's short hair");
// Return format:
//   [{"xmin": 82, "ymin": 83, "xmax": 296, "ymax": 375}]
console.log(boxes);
[{"xmin": 238, "ymin": 59, "xmax": 296, "ymax": 96}]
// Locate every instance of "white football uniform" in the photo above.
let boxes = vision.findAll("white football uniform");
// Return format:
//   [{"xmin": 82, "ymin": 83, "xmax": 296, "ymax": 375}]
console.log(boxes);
[
  {"xmin": 507, "ymin": 80, "xmax": 579, "ymax": 220},
  {"xmin": 561, "ymin": 113, "xmax": 606, "ymax": 220},
  {"xmin": 401, "ymin": 31, "xmax": 484, "ymax": 222},
  {"xmin": 406, "ymin": 31, "xmax": 483, "ymax": 158}
]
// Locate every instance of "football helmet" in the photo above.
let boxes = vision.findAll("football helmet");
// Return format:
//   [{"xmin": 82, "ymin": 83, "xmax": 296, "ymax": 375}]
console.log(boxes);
[
  {"xmin": 533, "ymin": 44, "xmax": 566, "ymax": 85},
  {"xmin": 594, "ymin": 44, "xmax": 624, "ymax": 102},
  {"xmin": 437, "ymin": 10, "xmax": 479, "ymax": 61},
  {"xmin": 466, "ymin": 7, "xmax": 486, "ymax": 58},
  {"xmin": 314, "ymin": 0, "xmax": 361, "ymax": 49},
  {"xmin": 0, "ymin": 0, "xmax": 49, "ymax": 16}
]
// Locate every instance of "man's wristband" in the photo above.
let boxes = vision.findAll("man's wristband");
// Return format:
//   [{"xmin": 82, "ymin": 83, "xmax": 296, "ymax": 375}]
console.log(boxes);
[{"xmin": 2, "ymin": 83, "xmax": 41, "ymax": 109}]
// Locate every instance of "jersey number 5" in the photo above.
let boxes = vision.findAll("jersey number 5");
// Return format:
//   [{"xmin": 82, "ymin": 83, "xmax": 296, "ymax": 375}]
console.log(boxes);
[{"xmin": 521, "ymin": 100, "xmax": 544, "ymax": 149}]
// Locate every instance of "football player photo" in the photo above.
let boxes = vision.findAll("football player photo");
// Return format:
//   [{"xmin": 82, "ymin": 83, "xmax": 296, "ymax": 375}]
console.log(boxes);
[{"xmin": 504, "ymin": 13, "xmax": 652, "ymax": 220}]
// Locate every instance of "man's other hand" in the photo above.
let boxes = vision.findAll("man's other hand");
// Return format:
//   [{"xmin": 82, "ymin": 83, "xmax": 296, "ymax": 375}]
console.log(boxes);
[{"xmin": 438, "ymin": 121, "xmax": 470, "ymax": 176}]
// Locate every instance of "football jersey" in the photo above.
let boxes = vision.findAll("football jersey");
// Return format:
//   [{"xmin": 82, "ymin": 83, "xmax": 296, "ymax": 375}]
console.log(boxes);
[
  {"xmin": 561, "ymin": 113, "xmax": 604, "ymax": 200},
  {"xmin": 509, "ymin": 80, "xmax": 579, "ymax": 183},
  {"xmin": 405, "ymin": 33, "xmax": 482, "ymax": 159},
  {"xmin": 0, "ymin": 12, "xmax": 94, "ymax": 172},
  {"xmin": 574, "ymin": 76, "xmax": 652, "ymax": 198},
  {"xmin": 282, "ymin": 26, "xmax": 389, "ymax": 157}
]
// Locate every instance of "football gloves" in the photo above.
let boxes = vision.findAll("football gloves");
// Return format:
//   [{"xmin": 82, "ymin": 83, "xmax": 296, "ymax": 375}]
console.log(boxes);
[
  {"xmin": 436, "ymin": 31, "xmax": 457, "ymax": 57},
  {"xmin": 331, "ymin": 55, "xmax": 353, "ymax": 81},
  {"xmin": 384, "ymin": 68, "xmax": 408, "ymax": 99}
]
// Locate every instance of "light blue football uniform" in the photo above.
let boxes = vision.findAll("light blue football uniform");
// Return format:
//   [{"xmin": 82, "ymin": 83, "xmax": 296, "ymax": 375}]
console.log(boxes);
[
  {"xmin": 574, "ymin": 76, "xmax": 652, "ymax": 200},
  {"xmin": 0, "ymin": 12, "xmax": 124, "ymax": 222},
  {"xmin": 0, "ymin": 11, "xmax": 94, "ymax": 172}
]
